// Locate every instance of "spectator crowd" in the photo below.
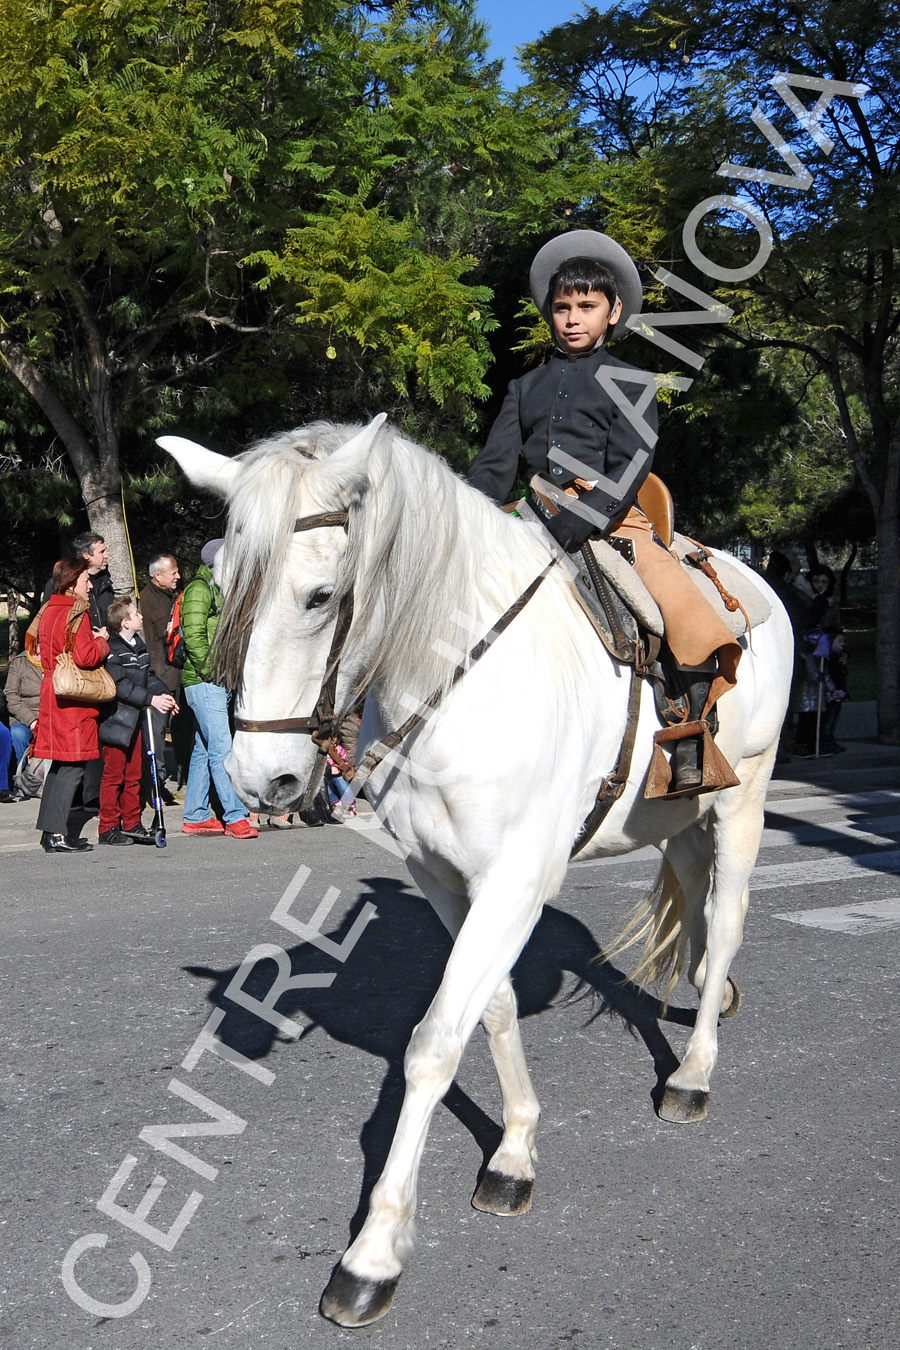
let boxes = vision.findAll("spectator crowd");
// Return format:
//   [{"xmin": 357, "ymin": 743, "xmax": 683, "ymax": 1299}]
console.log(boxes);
[
  {"xmin": 763, "ymin": 552, "xmax": 851, "ymax": 760},
  {"xmin": 1, "ymin": 531, "xmax": 359, "ymax": 852},
  {"xmin": 0, "ymin": 529, "xmax": 857, "ymax": 849}
]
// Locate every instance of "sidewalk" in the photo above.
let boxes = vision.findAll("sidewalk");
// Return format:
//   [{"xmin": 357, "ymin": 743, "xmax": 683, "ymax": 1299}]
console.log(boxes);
[{"xmin": 771, "ymin": 700, "xmax": 900, "ymax": 794}]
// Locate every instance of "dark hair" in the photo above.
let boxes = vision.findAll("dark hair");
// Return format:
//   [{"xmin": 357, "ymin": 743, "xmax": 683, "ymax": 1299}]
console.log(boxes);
[
  {"xmin": 808, "ymin": 565, "xmax": 836, "ymax": 597},
  {"xmin": 51, "ymin": 557, "xmax": 89, "ymax": 594},
  {"xmin": 765, "ymin": 550, "xmax": 792, "ymax": 580},
  {"xmin": 107, "ymin": 595, "xmax": 137, "ymax": 633},
  {"xmin": 547, "ymin": 257, "xmax": 619, "ymax": 315},
  {"xmin": 72, "ymin": 531, "xmax": 104, "ymax": 558}
]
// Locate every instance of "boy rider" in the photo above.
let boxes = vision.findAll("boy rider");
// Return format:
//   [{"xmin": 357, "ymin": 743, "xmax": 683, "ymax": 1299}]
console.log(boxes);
[{"xmin": 468, "ymin": 230, "xmax": 741, "ymax": 793}]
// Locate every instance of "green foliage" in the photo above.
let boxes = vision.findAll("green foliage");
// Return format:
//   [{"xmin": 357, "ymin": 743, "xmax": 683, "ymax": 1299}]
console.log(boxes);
[
  {"xmin": 251, "ymin": 194, "xmax": 497, "ymax": 422},
  {"xmin": 521, "ymin": 0, "xmax": 899, "ymax": 543},
  {"xmin": 0, "ymin": 0, "xmax": 591, "ymax": 526}
]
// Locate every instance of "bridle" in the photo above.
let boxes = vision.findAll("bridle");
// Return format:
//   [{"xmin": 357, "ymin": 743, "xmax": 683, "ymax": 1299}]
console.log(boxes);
[{"xmin": 232, "ymin": 509, "xmax": 353, "ymax": 757}]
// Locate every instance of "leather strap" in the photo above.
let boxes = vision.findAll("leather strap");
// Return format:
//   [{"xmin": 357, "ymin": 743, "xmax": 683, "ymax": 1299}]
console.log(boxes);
[
  {"xmin": 350, "ymin": 560, "xmax": 558, "ymax": 783},
  {"xmin": 292, "ymin": 511, "xmax": 349, "ymax": 533},
  {"xmin": 570, "ymin": 656, "xmax": 643, "ymax": 858},
  {"xmin": 233, "ymin": 586, "xmax": 354, "ymax": 743},
  {"xmin": 578, "ymin": 541, "xmax": 632, "ymax": 661}
]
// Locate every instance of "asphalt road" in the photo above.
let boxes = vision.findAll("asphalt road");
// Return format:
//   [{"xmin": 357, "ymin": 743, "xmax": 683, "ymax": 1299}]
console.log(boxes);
[{"xmin": 1, "ymin": 744, "xmax": 898, "ymax": 1350}]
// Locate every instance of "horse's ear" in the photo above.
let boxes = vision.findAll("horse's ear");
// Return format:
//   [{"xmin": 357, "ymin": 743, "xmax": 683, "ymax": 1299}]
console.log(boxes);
[
  {"xmin": 313, "ymin": 414, "xmax": 388, "ymax": 506},
  {"xmin": 157, "ymin": 435, "xmax": 240, "ymax": 497}
]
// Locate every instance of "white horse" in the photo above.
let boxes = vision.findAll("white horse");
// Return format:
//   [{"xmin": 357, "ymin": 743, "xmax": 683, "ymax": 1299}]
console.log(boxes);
[{"xmin": 162, "ymin": 415, "xmax": 792, "ymax": 1327}]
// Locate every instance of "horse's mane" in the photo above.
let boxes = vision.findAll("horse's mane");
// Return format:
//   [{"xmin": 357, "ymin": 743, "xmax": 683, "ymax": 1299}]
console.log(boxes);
[{"xmin": 216, "ymin": 421, "xmax": 587, "ymax": 709}]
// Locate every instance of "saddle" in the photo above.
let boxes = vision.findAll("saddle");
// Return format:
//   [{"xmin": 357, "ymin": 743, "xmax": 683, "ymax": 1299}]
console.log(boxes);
[
  {"xmin": 530, "ymin": 473, "xmax": 770, "ymax": 805},
  {"xmin": 550, "ymin": 475, "xmax": 769, "ymax": 658}
]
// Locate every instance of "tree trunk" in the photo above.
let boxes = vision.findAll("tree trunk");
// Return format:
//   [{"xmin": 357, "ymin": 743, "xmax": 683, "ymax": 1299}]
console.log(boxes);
[
  {"xmin": 85, "ymin": 490, "xmax": 137, "ymax": 596},
  {"xmin": 839, "ymin": 542, "xmax": 857, "ymax": 610},
  {"xmin": 7, "ymin": 589, "xmax": 20, "ymax": 657},
  {"xmin": 875, "ymin": 506, "xmax": 900, "ymax": 743},
  {"xmin": 1, "ymin": 338, "xmax": 134, "ymax": 597}
]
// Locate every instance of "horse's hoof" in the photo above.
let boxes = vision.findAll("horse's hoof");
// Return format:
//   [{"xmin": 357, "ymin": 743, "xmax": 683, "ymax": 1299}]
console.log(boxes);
[
  {"xmin": 319, "ymin": 1263, "xmax": 399, "ymax": 1327},
  {"xmin": 472, "ymin": 1171, "xmax": 534, "ymax": 1216},
  {"xmin": 658, "ymin": 1085, "xmax": 709, "ymax": 1123},
  {"xmin": 719, "ymin": 976, "xmax": 741, "ymax": 1019}
]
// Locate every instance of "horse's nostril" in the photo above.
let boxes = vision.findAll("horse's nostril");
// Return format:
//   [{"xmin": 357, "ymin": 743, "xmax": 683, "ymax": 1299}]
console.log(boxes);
[{"xmin": 265, "ymin": 775, "xmax": 304, "ymax": 812}]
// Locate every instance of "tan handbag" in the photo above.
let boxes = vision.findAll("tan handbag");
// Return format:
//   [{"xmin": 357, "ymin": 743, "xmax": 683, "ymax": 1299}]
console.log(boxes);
[
  {"xmin": 52, "ymin": 649, "xmax": 116, "ymax": 703},
  {"xmin": 51, "ymin": 607, "xmax": 116, "ymax": 703}
]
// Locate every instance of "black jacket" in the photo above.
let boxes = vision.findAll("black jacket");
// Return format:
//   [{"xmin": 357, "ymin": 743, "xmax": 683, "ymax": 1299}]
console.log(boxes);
[
  {"xmin": 468, "ymin": 346, "xmax": 657, "ymax": 535},
  {"xmin": 89, "ymin": 570, "xmax": 115, "ymax": 630},
  {"xmin": 99, "ymin": 632, "xmax": 169, "ymax": 750}
]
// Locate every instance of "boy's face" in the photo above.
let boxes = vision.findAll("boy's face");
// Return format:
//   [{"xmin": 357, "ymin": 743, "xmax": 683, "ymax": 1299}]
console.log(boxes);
[
  {"xmin": 121, "ymin": 603, "xmax": 142, "ymax": 636},
  {"xmin": 551, "ymin": 285, "xmax": 622, "ymax": 355}
]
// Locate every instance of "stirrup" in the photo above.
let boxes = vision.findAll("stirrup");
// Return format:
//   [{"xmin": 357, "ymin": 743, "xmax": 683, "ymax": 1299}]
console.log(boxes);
[{"xmin": 644, "ymin": 719, "xmax": 740, "ymax": 799}]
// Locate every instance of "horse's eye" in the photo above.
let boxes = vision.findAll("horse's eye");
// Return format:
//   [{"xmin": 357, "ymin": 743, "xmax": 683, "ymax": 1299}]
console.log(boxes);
[{"xmin": 306, "ymin": 587, "xmax": 334, "ymax": 611}]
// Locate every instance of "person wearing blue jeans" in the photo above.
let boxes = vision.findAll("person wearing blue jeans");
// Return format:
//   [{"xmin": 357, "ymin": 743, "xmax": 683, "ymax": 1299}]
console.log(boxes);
[
  {"xmin": 179, "ymin": 540, "xmax": 257, "ymax": 840},
  {"xmin": 4, "ymin": 648, "xmax": 43, "ymax": 799},
  {"xmin": 1, "ymin": 721, "xmax": 24, "ymax": 803},
  {"xmin": 9, "ymin": 718, "xmax": 32, "ymax": 766},
  {"xmin": 182, "ymin": 681, "xmax": 252, "ymax": 827}
]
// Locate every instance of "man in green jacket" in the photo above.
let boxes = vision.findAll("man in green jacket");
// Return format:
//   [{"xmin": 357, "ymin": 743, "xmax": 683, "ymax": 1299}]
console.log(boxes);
[{"xmin": 180, "ymin": 539, "xmax": 257, "ymax": 839}]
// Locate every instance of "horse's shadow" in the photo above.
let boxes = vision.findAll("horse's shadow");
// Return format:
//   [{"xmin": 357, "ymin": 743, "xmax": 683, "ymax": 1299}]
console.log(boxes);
[{"xmin": 185, "ymin": 878, "xmax": 694, "ymax": 1239}]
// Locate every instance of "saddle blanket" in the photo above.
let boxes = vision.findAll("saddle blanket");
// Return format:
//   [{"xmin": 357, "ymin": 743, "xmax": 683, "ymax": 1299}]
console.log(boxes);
[{"xmin": 580, "ymin": 533, "xmax": 771, "ymax": 643}]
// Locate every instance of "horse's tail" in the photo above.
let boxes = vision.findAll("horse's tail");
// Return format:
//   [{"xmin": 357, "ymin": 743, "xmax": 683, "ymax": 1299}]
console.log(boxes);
[{"xmin": 606, "ymin": 853, "xmax": 689, "ymax": 1012}]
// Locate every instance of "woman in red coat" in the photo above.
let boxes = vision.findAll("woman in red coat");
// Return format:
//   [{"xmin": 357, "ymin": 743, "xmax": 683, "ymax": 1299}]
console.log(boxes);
[{"xmin": 31, "ymin": 557, "xmax": 110, "ymax": 852}]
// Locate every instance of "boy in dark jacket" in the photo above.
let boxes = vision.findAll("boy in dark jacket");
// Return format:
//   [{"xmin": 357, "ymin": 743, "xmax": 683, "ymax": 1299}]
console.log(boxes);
[
  {"xmin": 468, "ymin": 229, "xmax": 741, "ymax": 793},
  {"xmin": 99, "ymin": 596, "xmax": 177, "ymax": 845}
]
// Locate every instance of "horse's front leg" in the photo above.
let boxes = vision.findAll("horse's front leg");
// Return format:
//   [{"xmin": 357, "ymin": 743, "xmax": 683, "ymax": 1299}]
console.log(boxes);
[
  {"xmin": 398, "ymin": 863, "xmax": 541, "ymax": 1215},
  {"xmin": 319, "ymin": 870, "xmax": 549, "ymax": 1327}
]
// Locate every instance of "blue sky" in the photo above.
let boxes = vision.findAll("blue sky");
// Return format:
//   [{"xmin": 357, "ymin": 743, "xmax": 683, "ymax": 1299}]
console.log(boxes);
[{"xmin": 475, "ymin": 1, "xmax": 589, "ymax": 84}]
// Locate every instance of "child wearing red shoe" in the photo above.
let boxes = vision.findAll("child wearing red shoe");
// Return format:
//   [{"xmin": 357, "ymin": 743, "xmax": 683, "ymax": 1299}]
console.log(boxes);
[{"xmin": 99, "ymin": 597, "xmax": 177, "ymax": 845}]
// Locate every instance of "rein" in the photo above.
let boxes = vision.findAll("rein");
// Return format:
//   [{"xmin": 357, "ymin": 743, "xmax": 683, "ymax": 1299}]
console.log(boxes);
[{"xmin": 350, "ymin": 560, "xmax": 557, "ymax": 784}]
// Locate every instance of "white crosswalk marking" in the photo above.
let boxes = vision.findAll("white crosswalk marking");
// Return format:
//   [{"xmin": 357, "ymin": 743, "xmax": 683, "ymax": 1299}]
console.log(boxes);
[
  {"xmin": 776, "ymin": 898, "xmax": 900, "ymax": 934},
  {"xmin": 765, "ymin": 789, "xmax": 900, "ymax": 816},
  {"xmin": 578, "ymin": 811, "xmax": 900, "ymax": 871},
  {"xmin": 745, "ymin": 848, "xmax": 900, "ymax": 891},
  {"xmin": 759, "ymin": 814, "xmax": 900, "ymax": 850},
  {"xmin": 617, "ymin": 848, "xmax": 900, "ymax": 891},
  {"xmin": 577, "ymin": 786, "xmax": 900, "ymax": 928}
]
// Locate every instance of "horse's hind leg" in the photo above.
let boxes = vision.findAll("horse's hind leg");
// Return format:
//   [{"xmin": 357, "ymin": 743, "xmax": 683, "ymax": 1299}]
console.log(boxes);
[
  {"xmin": 320, "ymin": 863, "xmax": 548, "ymax": 1327},
  {"xmin": 664, "ymin": 823, "xmax": 739, "ymax": 1018},
  {"xmin": 660, "ymin": 756, "xmax": 770, "ymax": 1123},
  {"xmin": 471, "ymin": 975, "xmax": 540, "ymax": 1216}
]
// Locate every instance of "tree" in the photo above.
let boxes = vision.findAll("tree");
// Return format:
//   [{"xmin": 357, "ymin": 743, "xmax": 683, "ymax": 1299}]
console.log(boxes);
[
  {"xmin": 1, "ymin": 0, "xmax": 590, "ymax": 590},
  {"xmin": 523, "ymin": 1, "xmax": 900, "ymax": 738}
]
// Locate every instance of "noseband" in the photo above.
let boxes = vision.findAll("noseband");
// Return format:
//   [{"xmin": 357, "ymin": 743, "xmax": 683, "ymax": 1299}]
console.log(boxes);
[{"xmin": 232, "ymin": 510, "xmax": 353, "ymax": 763}]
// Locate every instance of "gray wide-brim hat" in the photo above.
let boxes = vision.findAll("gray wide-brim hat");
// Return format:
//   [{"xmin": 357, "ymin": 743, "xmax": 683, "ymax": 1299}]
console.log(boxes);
[{"xmin": 529, "ymin": 230, "xmax": 643, "ymax": 339}]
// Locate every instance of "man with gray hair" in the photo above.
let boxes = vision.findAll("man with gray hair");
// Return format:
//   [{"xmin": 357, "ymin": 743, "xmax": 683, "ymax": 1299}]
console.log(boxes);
[
  {"xmin": 72, "ymin": 531, "xmax": 115, "ymax": 630},
  {"xmin": 139, "ymin": 553, "xmax": 184, "ymax": 793}
]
